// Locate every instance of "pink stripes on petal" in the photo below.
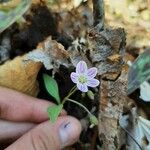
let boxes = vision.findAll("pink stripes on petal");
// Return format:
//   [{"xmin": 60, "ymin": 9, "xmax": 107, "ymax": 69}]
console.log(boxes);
[
  {"xmin": 70, "ymin": 72, "xmax": 79, "ymax": 83},
  {"xmin": 87, "ymin": 67, "xmax": 97, "ymax": 79},
  {"xmin": 87, "ymin": 79, "xmax": 100, "ymax": 87},
  {"xmin": 76, "ymin": 61, "xmax": 87, "ymax": 74},
  {"xmin": 77, "ymin": 83, "xmax": 88, "ymax": 92}
]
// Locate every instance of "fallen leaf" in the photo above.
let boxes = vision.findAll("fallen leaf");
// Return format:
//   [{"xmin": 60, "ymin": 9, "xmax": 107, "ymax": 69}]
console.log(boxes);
[
  {"xmin": 25, "ymin": 49, "xmax": 53, "ymax": 70},
  {"xmin": 0, "ymin": 55, "xmax": 42, "ymax": 96},
  {"xmin": 38, "ymin": 36, "xmax": 69, "ymax": 59},
  {"xmin": 26, "ymin": 36, "xmax": 70, "ymax": 70},
  {"xmin": 119, "ymin": 107, "xmax": 150, "ymax": 150},
  {"xmin": 140, "ymin": 81, "xmax": 150, "ymax": 102}
]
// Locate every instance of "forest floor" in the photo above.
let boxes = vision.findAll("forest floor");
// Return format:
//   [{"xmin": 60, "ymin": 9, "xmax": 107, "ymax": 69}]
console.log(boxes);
[{"xmin": 0, "ymin": 0, "xmax": 149, "ymax": 149}]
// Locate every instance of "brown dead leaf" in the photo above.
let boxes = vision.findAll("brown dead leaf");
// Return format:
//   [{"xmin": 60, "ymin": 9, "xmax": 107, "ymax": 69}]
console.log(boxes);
[
  {"xmin": 0, "ymin": 0, "xmax": 20, "ymax": 9},
  {"xmin": 0, "ymin": 55, "xmax": 42, "ymax": 96},
  {"xmin": 0, "ymin": 35, "xmax": 70, "ymax": 96},
  {"xmin": 0, "ymin": 0, "xmax": 47, "ymax": 10},
  {"xmin": 37, "ymin": 36, "xmax": 69, "ymax": 59},
  {"xmin": 25, "ymin": 36, "xmax": 70, "ymax": 71},
  {"xmin": 107, "ymin": 54, "xmax": 121, "ymax": 63}
]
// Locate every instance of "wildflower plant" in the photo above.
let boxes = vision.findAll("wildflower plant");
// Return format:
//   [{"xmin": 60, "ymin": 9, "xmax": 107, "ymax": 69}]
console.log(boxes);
[
  {"xmin": 43, "ymin": 61, "xmax": 100, "ymax": 127},
  {"xmin": 71, "ymin": 61, "xmax": 99, "ymax": 92}
]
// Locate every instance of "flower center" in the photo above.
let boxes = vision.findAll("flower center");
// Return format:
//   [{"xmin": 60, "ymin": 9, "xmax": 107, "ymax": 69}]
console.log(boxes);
[{"xmin": 78, "ymin": 75, "xmax": 87, "ymax": 84}]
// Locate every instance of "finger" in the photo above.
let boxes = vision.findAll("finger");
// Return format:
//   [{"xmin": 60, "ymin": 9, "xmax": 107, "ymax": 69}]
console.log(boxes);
[
  {"xmin": 0, "ymin": 87, "xmax": 66, "ymax": 122},
  {"xmin": 0, "ymin": 119, "xmax": 36, "ymax": 143},
  {"xmin": 6, "ymin": 116, "xmax": 82, "ymax": 150}
]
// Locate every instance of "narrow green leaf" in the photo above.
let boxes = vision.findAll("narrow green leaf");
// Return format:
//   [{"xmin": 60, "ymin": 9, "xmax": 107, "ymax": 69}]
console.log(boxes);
[
  {"xmin": 43, "ymin": 74, "xmax": 60, "ymax": 104},
  {"xmin": 0, "ymin": 0, "xmax": 31, "ymax": 33},
  {"xmin": 127, "ymin": 49, "xmax": 150, "ymax": 94},
  {"xmin": 47, "ymin": 104, "xmax": 63, "ymax": 123}
]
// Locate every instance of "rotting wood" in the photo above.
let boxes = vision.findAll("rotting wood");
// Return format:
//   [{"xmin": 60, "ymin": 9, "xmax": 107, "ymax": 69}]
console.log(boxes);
[
  {"xmin": 99, "ymin": 70, "xmax": 133, "ymax": 149},
  {"xmin": 91, "ymin": 0, "xmax": 132, "ymax": 149}
]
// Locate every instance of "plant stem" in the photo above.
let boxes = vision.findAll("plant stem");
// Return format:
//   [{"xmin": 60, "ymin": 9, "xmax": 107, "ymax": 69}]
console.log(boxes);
[
  {"xmin": 62, "ymin": 86, "xmax": 77, "ymax": 104},
  {"xmin": 69, "ymin": 85, "xmax": 77, "ymax": 93},
  {"xmin": 66, "ymin": 98, "xmax": 92, "ymax": 115},
  {"xmin": 121, "ymin": 127, "xmax": 143, "ymax": 150},
  {"xmin": 92, "ymin": 0, "xmax": 105, "ymax": 31}
]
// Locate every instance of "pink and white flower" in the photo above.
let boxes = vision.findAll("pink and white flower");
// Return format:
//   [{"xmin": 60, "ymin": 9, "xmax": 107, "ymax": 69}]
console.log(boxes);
[{"xmin": 71, "ymin": 61, "xmax": 100, "ymax": 92}]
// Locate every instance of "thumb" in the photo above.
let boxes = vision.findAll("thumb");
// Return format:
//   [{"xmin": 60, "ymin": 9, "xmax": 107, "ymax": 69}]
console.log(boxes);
[{"xmin": 6, "ymin": 116, "xmax": 82, "ymax": 150}]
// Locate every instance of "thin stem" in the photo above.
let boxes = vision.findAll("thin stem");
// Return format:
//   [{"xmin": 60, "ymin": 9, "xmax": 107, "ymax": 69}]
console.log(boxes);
[
  {"xmin": 100, "ymin": 102, "xmax": 142, "ymax": 149},
  {"xmin": 69, "ymin": 85, "xmax": 77, "ymax": 94},
  {"xmin": 62, "ymin": 86, "xmax": 77, "ymax": 104},
  {"xmin": 92, "ymin": 0, "xmax": 105, "ymax": 31},
  {"xmin": 66, "ymin": 98, "xmax": 92, "ymax": 115},
  {"xmin": 121, "ymin": 127, "xmax": 143, "ymax": 150}
]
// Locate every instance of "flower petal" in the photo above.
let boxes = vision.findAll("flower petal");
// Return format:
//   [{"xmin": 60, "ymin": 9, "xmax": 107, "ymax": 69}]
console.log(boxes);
[
  {"xmin": 70, "ymin": 72, "xmax": 79, "ymax": 83},
  {"xmin": 76, "ymin": 61, "xmax": 87, "ymax": 74},
  {"xmin": 87, "ymin": 79, "xmax": 100, "ymax": 87},
  {"xmin": 87, "ymin": 67, "xmax": 97, "ymax": 79},
  {"xmin": 77, "ymin": 82, "xmax": 88, "ymax": 92}
]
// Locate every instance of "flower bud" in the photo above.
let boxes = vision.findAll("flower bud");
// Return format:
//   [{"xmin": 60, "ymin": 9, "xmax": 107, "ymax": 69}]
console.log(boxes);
[
  {"xmin": 89, "ymin": 115, "xmax": 98, "ymax": 128},
  {"xmin": 87, "ymin": 90, "xmax": 94, "ymax": 100}
]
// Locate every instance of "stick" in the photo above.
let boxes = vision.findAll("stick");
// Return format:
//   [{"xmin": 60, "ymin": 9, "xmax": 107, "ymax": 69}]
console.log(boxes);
[{"xmin": 92, "ymin": 0, "xmax": 105, "ymax": 30}]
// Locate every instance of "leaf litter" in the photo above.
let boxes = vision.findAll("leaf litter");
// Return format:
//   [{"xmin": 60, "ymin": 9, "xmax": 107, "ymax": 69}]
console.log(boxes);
[{"xmin": 0, "ymin": 0, "xmax": 150, "ymax": 149}]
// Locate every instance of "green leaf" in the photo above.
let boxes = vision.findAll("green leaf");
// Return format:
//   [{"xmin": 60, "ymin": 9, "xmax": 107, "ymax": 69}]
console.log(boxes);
[
  {"xmin": 127, "ymin": 49, "xmax": 150, "ymax": 95},
  {"xmin": 47, "ymin": 104, "xmax": 63, "ymax": 123},
  {"xmin": 43, "ymin": 74, "xmax": 60, "ymax": 104},
  {"xmin": 0, "ymin": 0, "xmax": 31, "ymax": 33}
]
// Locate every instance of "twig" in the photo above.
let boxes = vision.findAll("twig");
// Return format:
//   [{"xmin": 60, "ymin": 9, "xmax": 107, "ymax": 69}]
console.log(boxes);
[
  {"xmin": 92, "ymin": 0, "xmax": 105, "ymax": 31},
  {"xmin": 121, "ymin": 127, "xmax": 143, "ymax": 150}
]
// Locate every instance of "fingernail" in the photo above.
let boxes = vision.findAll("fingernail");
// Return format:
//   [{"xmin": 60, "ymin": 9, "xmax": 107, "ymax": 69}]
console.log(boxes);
[{"xmin": 59, "ymin": 121, "xmax": 73, "ymax": 146}]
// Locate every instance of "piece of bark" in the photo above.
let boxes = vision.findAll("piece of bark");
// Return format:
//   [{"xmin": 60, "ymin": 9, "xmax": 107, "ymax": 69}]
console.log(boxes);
[
  {"xmin": 89, "ymin": 1, "xmax": 130, "ymax": 148},
  {"xmin": 89, "ymin": 26, "xmax": 128, "ymax": 149},
  {"xmin": 99, "ymin": 69, "xmax": 133, "ymax": 149},
  {"xmin": 87, "ymin": 27, "xmax": 126, "ymax": 80}
]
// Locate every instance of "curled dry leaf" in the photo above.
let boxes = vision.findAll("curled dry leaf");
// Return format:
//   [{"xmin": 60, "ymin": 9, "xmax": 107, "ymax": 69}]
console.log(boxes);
[
  {"xmin": 0, "ymin": 55, "xmax": 42, "ymax": 96},
  {"xmin": 0, "ymin": 36, "xmax": 69, "ymax": 97},
  {"xmin": 0, "ymin": 37, "xmax": 69, "ymax": 96},
  {"xmin": 87, "ymin": 27, "xmax": 126, "ymax": 80},
  {"xmin": 38, "ymin": 36, "xmax": 69, "ymax": 59},
  {"xmin": 140, "ymin": 81, "xmax": 150, "ymax": 102},
  {"xmin": 68, "ymin": 27, "xmax": 126, "ymax": 80},
  {"xmin": 26, "ymin": 36, "xmax": 69, "ymax": 70}
]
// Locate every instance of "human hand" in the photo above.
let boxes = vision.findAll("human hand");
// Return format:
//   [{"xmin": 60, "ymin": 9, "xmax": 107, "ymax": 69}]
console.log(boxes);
[{"xmin": 0, "ymin": 87, "xmax": 81, "ymax": 149}]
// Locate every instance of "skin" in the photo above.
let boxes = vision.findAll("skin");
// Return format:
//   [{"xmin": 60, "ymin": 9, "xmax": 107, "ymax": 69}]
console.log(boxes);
[{"xmin": 0, "ymin": 87, "xmax": 81, "ymax": 149}]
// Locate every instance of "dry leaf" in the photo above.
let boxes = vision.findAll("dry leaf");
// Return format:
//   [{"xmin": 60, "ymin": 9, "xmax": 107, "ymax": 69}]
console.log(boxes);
[
  {"xmin": 0, "ymin": 36, "xmax": 70, "ymax": 96},
  {"xmin": 26, "ymin": 36, "xmax": 70, "ymax": 70},
  {"xmin": 87, "ymin": 27, "xmax": 126, "ymax": 80},
  {"xmin": 107, "ymin": 54, "xmax": 121, "ymax": 63},
  {"xmin": 140, "ymin": 81, "xmax": 150, "ymax": 102},
  {"xmin": 25, "ymin": 50, "xmax": 53, "ymax": 70},
  {"xmin": 37, "ymin": 36, "xmax": 69, "ymax": 59},
  {"xmin": 0, "ymin": 55, "xmax": 42, "ymax": 96},
  {"xmin": 119, "ymin": 107, "xmax": 150, "ymax": 150}
]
